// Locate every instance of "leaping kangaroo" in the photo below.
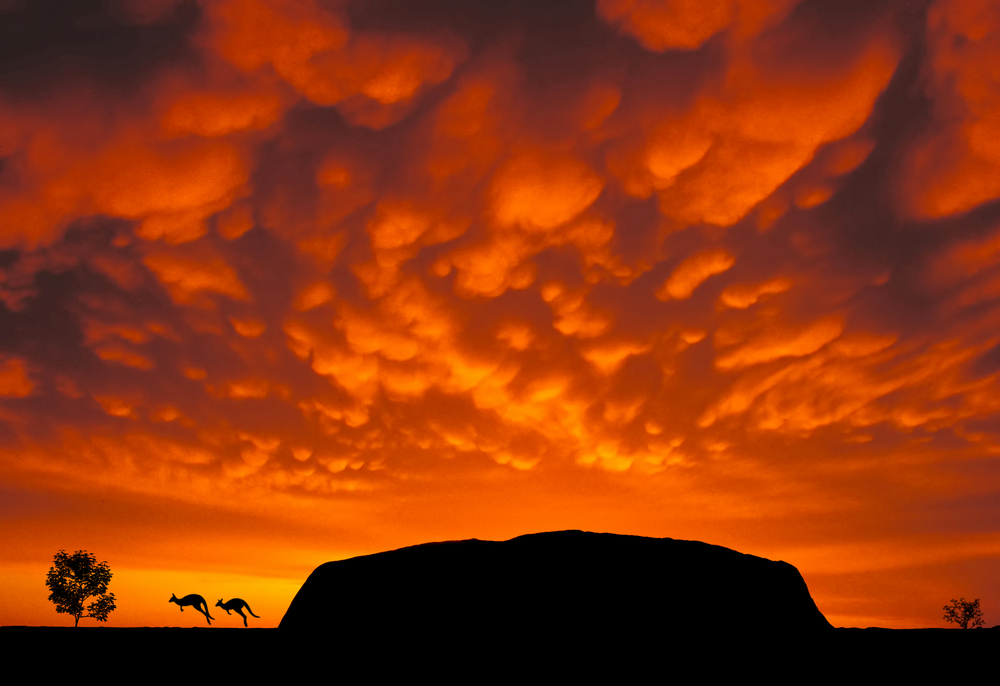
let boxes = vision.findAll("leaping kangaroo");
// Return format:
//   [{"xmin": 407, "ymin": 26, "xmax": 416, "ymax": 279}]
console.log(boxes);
[
  {"xmin": 216, "ymin": 598, "xmax": 260, "ymax": 627},
  {"xmin": 169, "ymin": 593, "xmax": 214, "ymax": 625}
]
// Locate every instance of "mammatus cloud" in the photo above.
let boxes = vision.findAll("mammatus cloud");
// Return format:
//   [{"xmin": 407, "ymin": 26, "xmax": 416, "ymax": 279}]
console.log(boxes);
[
  {"xmin": 656, "ymin": 249, "xmax": 735, "ymax": 300},
  {"xmin": 0, "ymin": 357, "xmax": 33, "ymax": 397},
  {"xmin": 899, "ymin": 0, "xmax": 1000, "ymax": 219},
  {"xmin": 596, "ymin": 0, "xmax": 801, "ymax": 52}
]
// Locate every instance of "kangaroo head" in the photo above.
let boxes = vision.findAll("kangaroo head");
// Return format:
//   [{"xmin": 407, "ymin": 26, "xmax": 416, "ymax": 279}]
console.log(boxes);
[
  {"xmin": 169, "ymin": 594, "xmax": 178, "ymax": 604},
  {"xmin": 216, "ymin": 599, "xmax": 223, "ymax": 607}
]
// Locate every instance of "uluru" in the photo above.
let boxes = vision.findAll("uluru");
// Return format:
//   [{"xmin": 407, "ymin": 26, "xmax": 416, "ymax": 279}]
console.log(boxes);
[{"xmin": 280, "ymin": 530, "xmax": 832, "ymax": 644}]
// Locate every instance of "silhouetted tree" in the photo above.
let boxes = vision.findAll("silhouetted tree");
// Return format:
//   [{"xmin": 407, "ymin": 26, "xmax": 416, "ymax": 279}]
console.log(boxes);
[
  {"xmin": 943, "ymin": 597, "xmax": 984, "ymax": 629},
  {"xmin": 46, "ymin": 550, "xmax": 116, "ymax": 627}
]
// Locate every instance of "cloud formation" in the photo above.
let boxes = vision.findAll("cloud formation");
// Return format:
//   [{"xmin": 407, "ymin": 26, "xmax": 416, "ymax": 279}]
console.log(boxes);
[{"xmin": 0, "ymin": 0, "xmax": 986, "ymax": 492}]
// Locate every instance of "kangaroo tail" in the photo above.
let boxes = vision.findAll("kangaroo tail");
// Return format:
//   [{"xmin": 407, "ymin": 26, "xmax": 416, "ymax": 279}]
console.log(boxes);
[{"xmin": 247, "ymin": 604, "xmax": 260, "ymax": 618}]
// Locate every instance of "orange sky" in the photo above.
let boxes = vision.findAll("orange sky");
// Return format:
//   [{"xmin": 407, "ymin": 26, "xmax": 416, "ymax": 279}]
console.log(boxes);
[{"xmin": 3, "ymin": 0, "xmax": 1000, "ymax": 629}]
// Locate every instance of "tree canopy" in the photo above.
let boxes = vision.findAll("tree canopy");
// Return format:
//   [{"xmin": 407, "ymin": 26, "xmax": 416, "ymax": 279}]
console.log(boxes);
[
  {"xmin": 943, "ymin": 597, "xmax": 984, "ymax": 630},
  {"xmin": 45, "ymin": 550, "xmax": 117, "ymax": 627}
]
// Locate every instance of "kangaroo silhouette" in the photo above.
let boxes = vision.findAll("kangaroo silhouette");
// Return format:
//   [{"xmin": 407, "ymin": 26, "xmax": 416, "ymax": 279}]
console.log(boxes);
[
  {"xmin": 169, "ymin": 593, "xmax": 214, "ymax": 625},
  {"xmin": 216, "ymin": 598, "xmax": 260, "ymax": 627}
]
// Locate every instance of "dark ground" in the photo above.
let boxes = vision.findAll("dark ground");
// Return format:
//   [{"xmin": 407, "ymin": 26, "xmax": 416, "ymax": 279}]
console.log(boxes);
[{"xmin": 4, "ymin": 626, "xmax": 997, "ymax": 678}]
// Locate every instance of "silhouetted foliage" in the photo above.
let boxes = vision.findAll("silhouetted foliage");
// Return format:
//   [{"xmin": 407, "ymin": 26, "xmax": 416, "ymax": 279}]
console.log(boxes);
[
  {"xmin": 943, "ymin": 597, "xmax": 984, "ymax": 629},
  {"xmin": 46, "ymin": 550, "xmax": 116, "ymax": 627}
]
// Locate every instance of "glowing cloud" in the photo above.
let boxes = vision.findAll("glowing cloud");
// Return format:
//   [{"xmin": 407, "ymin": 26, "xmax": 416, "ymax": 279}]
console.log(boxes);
[
  {"xmin": 143, "ymin": 248, "xmax": 249, "ymax": 305},
  {"xmin": 715, "ymin": 315, "xmax": 844, "ymax": 370},
  {"xmin": 0, "ymin": 358, "xmax": 33, "ymax": 397},
  {"xmin": 491, "ymin": 151, "xmax": 604, "ymax": 232},
  {"xmin": 597, "ymin": 0, "xmax": 735, "ymax": 51},
  {"xmin": 657, "ymin": 249, "xmax": 736, "ymax": 300},
  {"xmin": 718, "ymin": 278, "xmax": 792, "ymax": 309},
  {"xmin": 900, "ymin": 0, "xmax": 1000, "ymax": 218}
]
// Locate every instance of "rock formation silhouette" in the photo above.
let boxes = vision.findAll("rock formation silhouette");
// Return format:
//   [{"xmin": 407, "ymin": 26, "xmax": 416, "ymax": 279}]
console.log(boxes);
[{"xmin": 280, "ymin": 530, "xmax": 831, "ymax": 645}]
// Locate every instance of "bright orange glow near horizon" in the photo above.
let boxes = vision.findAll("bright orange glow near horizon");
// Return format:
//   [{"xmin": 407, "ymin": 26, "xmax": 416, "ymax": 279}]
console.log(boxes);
[{"xmin": 3, "ymin": 0, "xmax": 1000, "ymax": 630}]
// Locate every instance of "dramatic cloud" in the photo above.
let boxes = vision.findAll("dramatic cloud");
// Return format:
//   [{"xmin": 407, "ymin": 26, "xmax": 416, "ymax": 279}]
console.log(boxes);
[{"xmin": 900, "ymin": 0, "xmax": 1000, "ymax": 218}]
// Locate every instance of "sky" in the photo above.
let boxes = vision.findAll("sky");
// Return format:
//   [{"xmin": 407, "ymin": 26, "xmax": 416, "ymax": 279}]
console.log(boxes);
[{"xmin": 2, "ymin": 0, "xmax": 1000, "ymax": 630}]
